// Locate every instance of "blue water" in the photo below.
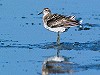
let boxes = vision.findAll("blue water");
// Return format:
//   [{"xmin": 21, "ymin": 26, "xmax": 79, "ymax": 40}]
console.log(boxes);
[{"xmin": 0, "ymin": 0, "xmax": 100, "ymax": 75}]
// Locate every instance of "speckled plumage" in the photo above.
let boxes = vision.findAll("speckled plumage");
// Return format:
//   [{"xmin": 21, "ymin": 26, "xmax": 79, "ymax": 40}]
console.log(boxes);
[
  {"xmin": 38, "ymin": 8, "xmax": 83, "ymax": 45},
  {"xmin": 41, "ymin": 8, "xmax": 82, "ymax": 32}
]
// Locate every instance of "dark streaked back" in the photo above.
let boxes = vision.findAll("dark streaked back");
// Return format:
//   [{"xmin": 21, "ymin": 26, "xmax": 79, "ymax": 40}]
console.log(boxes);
[{"xmin": 45, "ymin": 14, "xmax": 80, "ymax": 28}]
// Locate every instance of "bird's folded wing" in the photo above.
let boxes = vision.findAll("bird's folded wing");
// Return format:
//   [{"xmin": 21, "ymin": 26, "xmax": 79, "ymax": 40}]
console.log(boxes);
[{"xmin": 47, "ymin": 14, "xmax": 79, "ymax": 28}]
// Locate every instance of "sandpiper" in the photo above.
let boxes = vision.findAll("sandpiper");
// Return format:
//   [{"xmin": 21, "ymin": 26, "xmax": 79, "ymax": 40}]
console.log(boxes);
[{"xmin": 38, "ymin": 8, "xmax": 82, "ymax": 45}]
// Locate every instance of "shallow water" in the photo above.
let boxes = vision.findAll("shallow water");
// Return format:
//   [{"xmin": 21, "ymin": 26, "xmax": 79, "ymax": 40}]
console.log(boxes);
[{"xmin": 0, "ymin": 0, "xmax": 100, "ymax": 75}]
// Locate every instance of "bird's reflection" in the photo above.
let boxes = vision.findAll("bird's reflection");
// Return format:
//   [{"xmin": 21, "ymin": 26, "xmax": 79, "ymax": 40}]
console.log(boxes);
[{"xmin": 42, "ymin": 49, "xmax": 82, "ymax": 75}]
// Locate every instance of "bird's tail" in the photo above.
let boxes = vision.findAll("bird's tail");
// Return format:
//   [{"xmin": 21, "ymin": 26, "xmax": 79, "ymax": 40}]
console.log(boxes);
[
  {"xmin": 76, "ymin": 17, "xmax": 83, "ymax": 24},
  {"xmin": 69, "ymin": 16, "xmax": 83, "ymax": 24}
]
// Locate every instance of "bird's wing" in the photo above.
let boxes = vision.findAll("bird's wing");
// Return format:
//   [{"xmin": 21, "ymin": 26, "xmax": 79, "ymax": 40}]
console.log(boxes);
[
  {"xmin": 46, "ymin": 14, "xmax": 80, "ymax": 28},
  {"xmin": 46, "ymin": 14, "xmax": 66, "ymax": 27}
]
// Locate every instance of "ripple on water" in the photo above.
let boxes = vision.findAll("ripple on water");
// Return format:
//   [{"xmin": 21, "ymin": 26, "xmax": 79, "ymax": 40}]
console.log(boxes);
[{"xmin": 0, "ymin": 39, "xmax": 100, "ymax": 51}]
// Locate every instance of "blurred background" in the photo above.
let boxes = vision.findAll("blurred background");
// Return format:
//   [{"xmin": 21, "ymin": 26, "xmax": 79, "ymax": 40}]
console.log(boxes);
[{"xmin": 0, "ymin": 0, "xmax": 100, "ymax": 75}]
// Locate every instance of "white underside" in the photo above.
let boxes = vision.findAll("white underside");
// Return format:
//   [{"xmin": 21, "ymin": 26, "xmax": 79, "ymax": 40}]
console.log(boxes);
[{"xmin": 44, "ymin": 23, "xmax": 66, "ymax": 32}]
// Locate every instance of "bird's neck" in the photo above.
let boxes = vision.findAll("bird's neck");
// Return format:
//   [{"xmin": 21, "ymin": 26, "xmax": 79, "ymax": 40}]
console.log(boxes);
[
  {"xmin": 43, "ymin": 13, "xmax": 51, "ymax": 17},
  {"xmin": 43, "ymin": 13, "xmax": 51, "ymax": 23}
]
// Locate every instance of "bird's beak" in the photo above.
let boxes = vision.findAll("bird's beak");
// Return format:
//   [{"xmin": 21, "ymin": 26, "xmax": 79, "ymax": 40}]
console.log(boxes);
[{"xmin": 38, "ymin": 11, "xmax": 43, "ymax": 15}]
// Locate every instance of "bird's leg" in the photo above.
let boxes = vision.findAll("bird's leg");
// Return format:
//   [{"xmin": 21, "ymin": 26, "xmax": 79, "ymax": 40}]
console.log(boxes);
[
  {"xmin": 57, "ymin": 32, "xmax": 60, "ymax": 46},
  {"xmin": 56, "ymin": 32, "xmax": 61, "ymax": 57},
  {"xmin": 56, "ymin": 49, "xmax": 60, "ymax": 57}
]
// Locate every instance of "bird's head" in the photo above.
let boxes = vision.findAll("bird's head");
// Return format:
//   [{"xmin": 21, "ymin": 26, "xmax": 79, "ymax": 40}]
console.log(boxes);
[{"xmin": 38, "ymin": 8, "xmax": 51, "ymax": 16}]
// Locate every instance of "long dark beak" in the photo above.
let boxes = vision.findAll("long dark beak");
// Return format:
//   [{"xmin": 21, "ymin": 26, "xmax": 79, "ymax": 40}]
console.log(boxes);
[{"xmin": 38, "ymin": 11, "xmax": 43, "ymax": 15}]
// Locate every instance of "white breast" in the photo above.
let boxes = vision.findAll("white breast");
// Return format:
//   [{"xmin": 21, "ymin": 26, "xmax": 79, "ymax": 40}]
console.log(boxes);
[
  {"xmin": 43, "ymin": 15, "xmax": 66, "ymax": 33},
  {"xmin": 43, "ymin": 23, "xmax": 66, "ymax": 32}
]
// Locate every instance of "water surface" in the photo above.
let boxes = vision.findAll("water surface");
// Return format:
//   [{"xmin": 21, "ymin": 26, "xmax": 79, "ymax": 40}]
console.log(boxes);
[{"xmin": 0, "ymin": 0, "xmax": 100, "ymax": 75}]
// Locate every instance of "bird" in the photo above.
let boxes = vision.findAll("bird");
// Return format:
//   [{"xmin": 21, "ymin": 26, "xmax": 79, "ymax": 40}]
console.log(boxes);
[{"xmin": 38, "ymin": 8, "xmax": 83, "ymax": 45}]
